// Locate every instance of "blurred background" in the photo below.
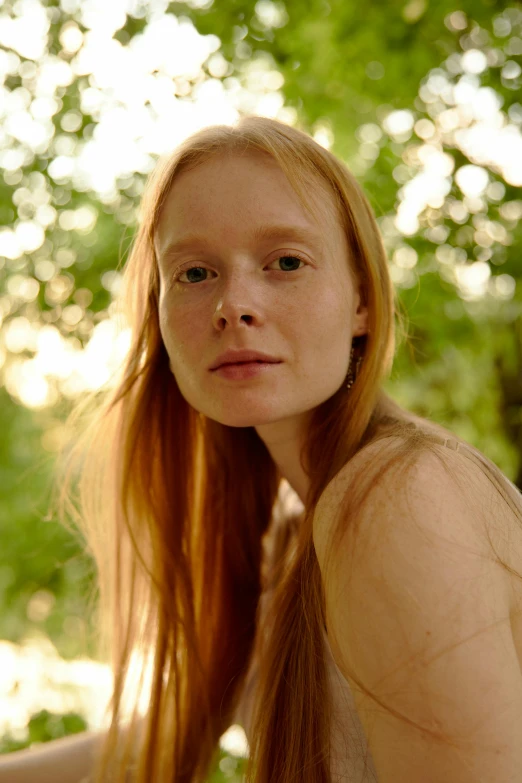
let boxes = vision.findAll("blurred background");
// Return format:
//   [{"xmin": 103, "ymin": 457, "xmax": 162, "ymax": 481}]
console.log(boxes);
[{"xmin": 0, "ymin": 0, "xmax": 521, "ymax": 779}]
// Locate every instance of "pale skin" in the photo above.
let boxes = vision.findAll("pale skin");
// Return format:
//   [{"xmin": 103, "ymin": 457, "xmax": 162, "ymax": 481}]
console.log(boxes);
[
  {"xmin": 154, "ymin": 151, "xmax": 369, "ymax": 505},
  {"xmin": 155, "ymin": 153, "xmax": 522, "ymax": 783},
  {"xmin": 4, "ymin": 154, "xmax": 519, "ymax": 783}
]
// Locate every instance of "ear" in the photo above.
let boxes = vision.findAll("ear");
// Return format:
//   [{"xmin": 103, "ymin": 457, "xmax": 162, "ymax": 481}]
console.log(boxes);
[{"xmin": 352, "ymin": 289, "xmax": 369, "ymax": 337}]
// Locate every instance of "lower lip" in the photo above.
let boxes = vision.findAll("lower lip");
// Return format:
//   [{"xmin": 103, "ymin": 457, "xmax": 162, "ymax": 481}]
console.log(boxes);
[{"xmin": 212, "ymin": 361, "xmax": 281, "ymax": 379}]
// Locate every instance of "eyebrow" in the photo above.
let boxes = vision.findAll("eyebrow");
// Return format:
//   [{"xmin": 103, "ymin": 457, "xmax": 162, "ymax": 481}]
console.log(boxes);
[{"xmin": 158, "ymin": 223, "xmax": 322, "ymax": 262}]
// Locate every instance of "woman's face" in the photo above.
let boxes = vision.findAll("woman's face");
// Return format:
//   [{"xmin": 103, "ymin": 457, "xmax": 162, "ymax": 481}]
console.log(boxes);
[{"xmin": 154, "ymin": 151, "xmax": 368, "ymax": 428}]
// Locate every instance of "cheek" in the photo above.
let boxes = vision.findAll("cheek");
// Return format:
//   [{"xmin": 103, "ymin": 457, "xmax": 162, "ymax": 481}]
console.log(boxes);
[
  {"xmin": 158, "ymin": 298, "xmax": 181, "ymax": 350},
  {"xmin": 306, "ymin": 291, "xmax": 352, "ymax": 348},
  {"xmin": 159, "ymin": 300, "xmax": 206, "ymax": 358},
  {"xmin": 158, "ymin": 300, "xmax": 176, "ymax": 348},
  {"xmin": 306, "ymin": 285, "xmax": 350, "ymax": 322}
]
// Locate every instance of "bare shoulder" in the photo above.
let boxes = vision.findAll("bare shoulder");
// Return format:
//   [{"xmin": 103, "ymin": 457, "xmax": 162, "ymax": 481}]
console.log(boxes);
[
  {"xmin": 316, "ymin": 435, "xmax": 522, "ymax": 783},
  {"xmin": 313, "ymin": 422, "xmax": 519, "ymax": 592},
  {"xmin": 312, "ymin": 429, "xmax": 417, "ymax": 560}
]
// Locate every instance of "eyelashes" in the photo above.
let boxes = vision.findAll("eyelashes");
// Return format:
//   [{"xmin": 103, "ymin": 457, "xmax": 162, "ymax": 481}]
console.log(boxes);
[{"xmin": 172, "ymin": 253, "xmax": 308, "ymax": 285}]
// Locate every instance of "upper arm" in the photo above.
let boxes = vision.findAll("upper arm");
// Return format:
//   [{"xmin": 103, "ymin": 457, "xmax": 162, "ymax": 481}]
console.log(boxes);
[
  {"xmin": 320, "ymin": 448, "xmax": 522, "ymax": 783},
  {"xmin": 0, "ymin": 731, "xmax": 104, "ymax": 783}
]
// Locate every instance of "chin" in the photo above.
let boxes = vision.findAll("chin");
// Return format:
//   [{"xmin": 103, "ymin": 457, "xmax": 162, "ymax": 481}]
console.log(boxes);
[
  {"xmin": 208, "ymin": 412, "xmax": 275, "ymax": 428},
  {"xmin": 196, "ymin": 402, "xmax": 280, "ymax": 427}
]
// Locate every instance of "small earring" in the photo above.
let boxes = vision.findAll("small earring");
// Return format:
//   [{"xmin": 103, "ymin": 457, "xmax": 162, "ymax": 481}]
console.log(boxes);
[{"xmin": 346, "ymin": 345, "xmax": 363, "ymax": 391}]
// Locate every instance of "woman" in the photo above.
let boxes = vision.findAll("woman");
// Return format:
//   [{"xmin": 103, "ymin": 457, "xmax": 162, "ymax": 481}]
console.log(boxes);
[{"xmin": 9, "ymin": 115, "xmax": 522, "ymax": 783}]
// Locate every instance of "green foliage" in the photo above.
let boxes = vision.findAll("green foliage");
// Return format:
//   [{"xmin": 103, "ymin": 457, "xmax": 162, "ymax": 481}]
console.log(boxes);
[
  {"xmin": 0, "ymin": 386, "xmax": 98, "ymax": 659},
  {"xmin": 208, "ymin": 750, "xmax": 247, "ymax": 783},
  {"xmin": 0, "ymin": 2, "xmax": 521, "ymax": 777},
  {"xmin": 0, "ymin": 709, "xmax": 88, "ymax": 754},
  {"xmin": 180, "ymin": 0, "xmax": 519, "ymax": 151}
]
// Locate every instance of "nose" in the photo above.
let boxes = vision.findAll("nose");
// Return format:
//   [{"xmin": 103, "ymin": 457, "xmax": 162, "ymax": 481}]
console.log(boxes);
[
  {"xmin": 211, "ymin": 268, "xmax": 263, "ymax": 330},
  {"xmin": 213, "ymin": 304, "xmax": 255, "ymax": 330}
]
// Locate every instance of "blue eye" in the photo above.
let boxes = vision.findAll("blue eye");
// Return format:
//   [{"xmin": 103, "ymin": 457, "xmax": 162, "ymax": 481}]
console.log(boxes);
[
  {"xmin": 276, "ymin": 255, "xmax": 305, "ymax": 273},
  {"xmin": 178, "ymin": 266, "xmax": 207, "ymax": 284},
  {"xmin": 174, "ymin": 254, "xmax": 307, "ymax": 285}
]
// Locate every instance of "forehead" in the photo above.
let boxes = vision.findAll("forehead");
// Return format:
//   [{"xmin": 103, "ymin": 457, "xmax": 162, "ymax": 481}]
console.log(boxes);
[{"xmin": 154, "ymin": 152, "xmax": 342, "ymax": 256}]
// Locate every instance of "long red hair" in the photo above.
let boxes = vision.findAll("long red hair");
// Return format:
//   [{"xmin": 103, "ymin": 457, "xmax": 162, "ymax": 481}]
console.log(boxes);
[{"xmin": 52, "ymin": 115, "xmax": 522, "ymax": 782}]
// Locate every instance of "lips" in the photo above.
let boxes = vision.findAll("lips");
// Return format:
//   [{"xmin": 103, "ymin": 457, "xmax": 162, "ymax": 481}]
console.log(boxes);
[
  {"xmin": 212, "ymin": 360, "xmax": 281, "ymax": 379},
  {"xmin": 222, "ymin": 360, "xmax": 266, "ymax": 366},
  {"xmin": 210, "ymin": 350, "xmax": 281, "ymax": 370}
]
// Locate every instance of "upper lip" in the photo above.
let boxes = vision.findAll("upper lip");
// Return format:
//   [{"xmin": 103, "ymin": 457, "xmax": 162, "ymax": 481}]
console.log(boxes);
[{"xmin": 210, "ymin": 349, "xmax": 282, "ymax": 370}]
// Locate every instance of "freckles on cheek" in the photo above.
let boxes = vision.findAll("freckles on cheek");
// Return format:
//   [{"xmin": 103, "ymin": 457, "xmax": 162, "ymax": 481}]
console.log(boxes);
[
  {"xmin": 162, "ymin": 308, "xmax": 206, "ymax": 358},
  {"xmin": 317, "ymin": 287, "xmax": 350, "ymax": 319},
  {"xmin": 158, "ymin": 304, "xmax": 180, "ymax": 351}
]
